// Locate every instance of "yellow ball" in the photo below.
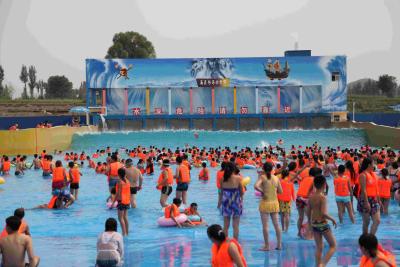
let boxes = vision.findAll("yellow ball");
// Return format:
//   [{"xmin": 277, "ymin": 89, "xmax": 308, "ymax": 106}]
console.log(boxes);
[
  {"xmin": 0, "ymin": 177, "xmax": 5, "ymax": 185},
  {"xmin": 241, "ymin": 176, "xmax": 251, "ymax": 187}
]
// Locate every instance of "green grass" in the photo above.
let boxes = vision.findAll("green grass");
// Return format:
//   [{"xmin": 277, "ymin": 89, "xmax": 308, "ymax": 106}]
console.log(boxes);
[
  {"xmin": 348, "ymin": 95, "xmax": 400, "ymax": 113},
  {"xmin": 0, "ymin": 99, "xmax": 85, "ymax": 104}
]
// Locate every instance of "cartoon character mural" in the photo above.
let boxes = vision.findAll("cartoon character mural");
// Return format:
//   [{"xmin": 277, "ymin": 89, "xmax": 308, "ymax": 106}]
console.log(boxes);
[{"xmin": 115, "ymin": 63, "xmax": 133, "ymax": 79}]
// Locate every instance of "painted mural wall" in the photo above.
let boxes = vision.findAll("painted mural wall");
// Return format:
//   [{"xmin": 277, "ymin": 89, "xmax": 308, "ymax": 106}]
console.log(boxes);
[{"xmin": 86, "ymin": 56, "xmax": 346, "ymax": 115}]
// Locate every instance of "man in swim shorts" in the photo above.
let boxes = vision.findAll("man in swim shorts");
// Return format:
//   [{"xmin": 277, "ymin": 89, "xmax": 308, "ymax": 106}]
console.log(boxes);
[
  {"xmin": 0, "ymin": 216, "xmax": 40, "ymax": 267},
  {"xmin": 125, "ymin": 159, "xmax": 143, "ymax": 208}
]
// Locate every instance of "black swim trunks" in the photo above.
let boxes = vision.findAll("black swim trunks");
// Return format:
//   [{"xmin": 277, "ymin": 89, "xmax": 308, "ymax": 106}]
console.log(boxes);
[
  {"xmin": 176, "ymin": 182, "xmax": 189, "ymax": 192},
  {"xmin": 161, "ymin": 186, "xmax": 173, "ymax": 196},
  {"xmin": 130, "ymin": 187, "xmax": 138, "ymax": 194},
  {"xmin": 117, "ymin": 201, "xmax": 130, "ymax": 211},
  {"xmin": 15, "ymin": 171, "xmax": 21, "ymax": 176},
  {"xmin": 70, "ymin": 183, "xmax": 79, "ymax": 189}
]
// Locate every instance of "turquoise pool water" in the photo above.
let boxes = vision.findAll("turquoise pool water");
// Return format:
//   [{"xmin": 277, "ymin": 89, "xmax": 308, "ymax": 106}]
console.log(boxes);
[{"xmin": 1, "ymin": 129, "xmax": 400, "ymax": 266}]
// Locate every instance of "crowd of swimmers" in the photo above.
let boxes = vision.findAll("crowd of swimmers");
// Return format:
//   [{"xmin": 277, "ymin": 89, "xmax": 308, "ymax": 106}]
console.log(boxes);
[{"xmin": 1, "ymin": 143, "xmax": 400, "ymax": 266}]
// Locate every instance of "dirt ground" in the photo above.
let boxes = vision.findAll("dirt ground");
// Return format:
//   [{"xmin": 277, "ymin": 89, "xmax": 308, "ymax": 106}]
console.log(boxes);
[{"xmin": 0, "ymin": 100, "xmax": 84, "ymax": 116}]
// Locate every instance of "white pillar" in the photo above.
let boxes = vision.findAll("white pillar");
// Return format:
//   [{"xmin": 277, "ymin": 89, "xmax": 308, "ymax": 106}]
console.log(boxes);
[
  {"xmin": 299, "ymin": 85, "xmax": 303, "ymax": 113},
  {"xmin": 255, "ymin": 86, "xmax": 259, "ymax": 114},
  {"xmin": 168, "ymin": 88, "xmax": 172, "ymax": 115}
]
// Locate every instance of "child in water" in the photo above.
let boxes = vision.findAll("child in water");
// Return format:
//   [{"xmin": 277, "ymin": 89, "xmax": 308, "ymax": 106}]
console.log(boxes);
[
  {"xmin": 184, "ymin": 202, "xmax": 207, "ymax": 225},
  {"xmin": 165, "ymin": 198, "xmax": 194, "ymax": 228},
  {"xmin": 307, "ymin": 175, "xmax": 337, "ymax": 267},
  {"xmin": 198, "ymin": 162, "xmax": 209, "ymax": 181}
]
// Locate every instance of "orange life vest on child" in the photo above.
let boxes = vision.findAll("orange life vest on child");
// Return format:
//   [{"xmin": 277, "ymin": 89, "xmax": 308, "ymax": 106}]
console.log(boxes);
[
  {"xmin": 334, "ymin": 176, "xmax": 351, "ymax": 197},
  {"xmin": 278, "ymin": 178, "xmax": 295, "ymax": 202},
  {"xmin": 157, "ymin": 167, "xmax": 174, "ymax": 190},
  {"xmin": 359, "ymin": 245, "xmax": 397, "ymax": 267},
  {"xmin": 41, "ymin": 160, "xmax": 51, "ymax": 172},
  {"xmin": 199, "ymin": 168, "xmax": 209, "ymax": 180},
  {"xmin": 211, "ymin": 238, "xmax": 247, "ymax": 267},
  {"xmin": 2, "ymin": 161, "xmax": 11, "ymax": 172},
  {"xmin": 378, "ymin": 179, "xmax": 392, "ymax": 199},
  {"xmin": 70, "ymin": 168, "xmax": 81, "ymax": 183},
  {"xmin": 297, "ymin": 176, "xmax": 314, "ymax": 198},
  {"xmin": 116, "ymin": 179, "xmax": 131, "ymax": 205},
  {"xmin": 164, "ymin": 204, "xmax": 180, "ymax": 218},
  {"xmin": 52, "ymin": 167, "xmax": 65, "ymax": 183}
]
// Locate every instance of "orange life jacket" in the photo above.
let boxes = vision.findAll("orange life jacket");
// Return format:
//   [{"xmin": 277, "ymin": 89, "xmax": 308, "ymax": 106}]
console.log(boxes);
[
  {"xmin": 334, "ymin": 176, "xmax": 351, "ymax": 197},
  {"xmin": 157, "ymin": 167, "xmax": 173, "ymax": 190},
  {"xmin": 41, "ymin": 160, "xmax": 51, "ymax": 172},
  {"xmin": 48, "ymin": 196, "xmax": 58, "ymax": 209},
  {"xmin": 109, "ymin": 162, "xmax": 121, "ymax": 177},
  {"xmin": 298, "ymin": 167, "xmax": 310, "ymax": 181},
  {"xmin": 278, "ymin": 178, "xmax": 295, "ymax": 202},
  {"xmin": 216, "ymin": 170, "xmax": 224, "ymax": 189},
  {"xmin": 184, "ymin": 207, "xmax": 196, "ymax": 216},
  {"xmin": 365, "ymin": 171, "xmax": 379, "ymax": 197},
  {"xmin": 178, "ymin": 164, "xmax": 190, "ymax": 183},
  {"xmin": 378, "ymin": 179, "xmax": 392, "ymax": 199},
  {"xmin": 2, "ymin": 161, "xmax": 11, "ymax": 172},
  {"xmin": 52, "ymin": 167, "xmax": 65, "ymax": 183},
  {"xmin": 199, "ymin": 168, "xmax": 209, "ymax": 180},
  {"xmin": 164, "ymin": 204, "xmax": 180, "ymax": 218},
  {"xmin": 70, "ymin": 168, "xmax": 81, "ymax": 183},
  {"xmin": 116, "ymin": 179, "xmax": 131, "ymax": 205},
  {"xmin": 297, "ymin": 176, "xmax": 314, "ymax": 198},
  {"xmin": 211, "ymin": 238, "xmax": 247, "ymax": 267},
  {"xmin": 359, "ymin": 245, "xmax": 397, "ymax": 267},
  {"xmin": 0, "ymin": 219, "xmax": 28, "ymax": 238}
]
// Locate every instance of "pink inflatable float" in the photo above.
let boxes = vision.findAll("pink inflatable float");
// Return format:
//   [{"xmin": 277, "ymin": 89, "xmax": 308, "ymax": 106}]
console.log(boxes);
[
  {"xmin": 106, "ymin": 201, "xmax": 118, "ymax": 209},
  {"xmin": 157, "ymin": 214, "xmax": 188, "ymax": 227}
]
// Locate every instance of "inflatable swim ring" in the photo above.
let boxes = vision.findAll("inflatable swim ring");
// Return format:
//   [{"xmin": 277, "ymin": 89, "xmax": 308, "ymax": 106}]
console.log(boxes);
[
  {"xmin": 0, "ymin": 177, "xmax": 5, "ymax": 184},
  {"xmin": 106, "ymin": 201, "xmax": 118, "ymax": 209},
  {"xmin": 242, "ymin": 164, "xmax": 256, "ymax": 169},
  {"xmin": 188, "ymin": 215, "xmax": 201, "ymax": 222},
  {"xmin": 157, "ymin": 214, "xmax": 188, "ymax": 227},
  {"xmin": 241, "ymin": 177, "xmax": 251, "ymax": 187}
]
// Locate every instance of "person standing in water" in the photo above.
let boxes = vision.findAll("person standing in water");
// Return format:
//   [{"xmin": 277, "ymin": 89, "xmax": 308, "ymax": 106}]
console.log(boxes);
[
  {"xmin": 218, "ymin": 162, "xmax": 244, "ymax": 240},
  {"xmin": 254, "ymin": 162, "xmax": 283, "ymax": 251},
  {"xmin": 358, "ymin": 158, "xmax": 381, "ymax": 235},
  {"xmin": 175, "ymin": 156, "xmax": 191, "ymax": 207},
  {"xmin": 69, "ymin": 161, "xmax": 82, "ymax": 200},
  {"xmin": 157, "ymin": 159, "xmax": 174, "ymax": 208},
  {"xmin": 333, "ymin": 165, "xmax": 355, "ymax": 224},
  {"xmin": 113, "ymin": 168, "xmax": 130, "ymax": 236},
  {"xmin": 125, "ymin": 159, "xmax": 143, "ymax": 208},
  {"xmin": 307, "ymin": 175, "xmax": 337, "ymax": 267}
]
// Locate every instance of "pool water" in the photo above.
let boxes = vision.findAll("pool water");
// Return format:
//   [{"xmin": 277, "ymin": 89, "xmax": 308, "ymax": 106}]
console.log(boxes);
[{"xmin": 1, "ymin": 129, "xmax": 400, "ymax": 267}]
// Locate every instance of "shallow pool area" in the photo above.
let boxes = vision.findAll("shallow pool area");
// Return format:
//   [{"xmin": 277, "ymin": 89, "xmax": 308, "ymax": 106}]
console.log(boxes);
[{"xmin": 1, "ymin": 129, "xmax": 400, "ymax": 266}]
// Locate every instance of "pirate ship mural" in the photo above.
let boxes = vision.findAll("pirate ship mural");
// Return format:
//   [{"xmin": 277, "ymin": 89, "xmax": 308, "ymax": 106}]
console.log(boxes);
[{"xmin": 264, "ymin": 59, "xmax": 290, "ymax": 80}]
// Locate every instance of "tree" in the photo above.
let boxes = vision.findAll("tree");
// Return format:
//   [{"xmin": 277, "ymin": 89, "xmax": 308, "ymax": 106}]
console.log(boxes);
[
  {"xmin": 46, "ymin": 75, "xmax": 73, "ymax": 98},
  {"xmin": 36, "ymin": 79, "xmax": 47, "ymax": 99},
  {"xmin": 28, "ymin": 65, "xmax": 37, "ymax": 98},
  {"xmin": 78, "ymin": 81, "xmax": 86, "ymax": 99},
  {"xmin": 377, "ymin": 74, "xmax": 398, "ymax": 97},
  {"xmin": 19, "ymin": 65, "xmax": 28, "ymax": 99},
  {"xmin": 106, "ymin": 31, "xmax": 156, "ymax": 59},
  {"xmin": 0, "ymin": 65, "xmax": 4, "ymax": 96},
  {"xmin": 0, "ymin": 83, "xmax": 14, "ymax": 99}
]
